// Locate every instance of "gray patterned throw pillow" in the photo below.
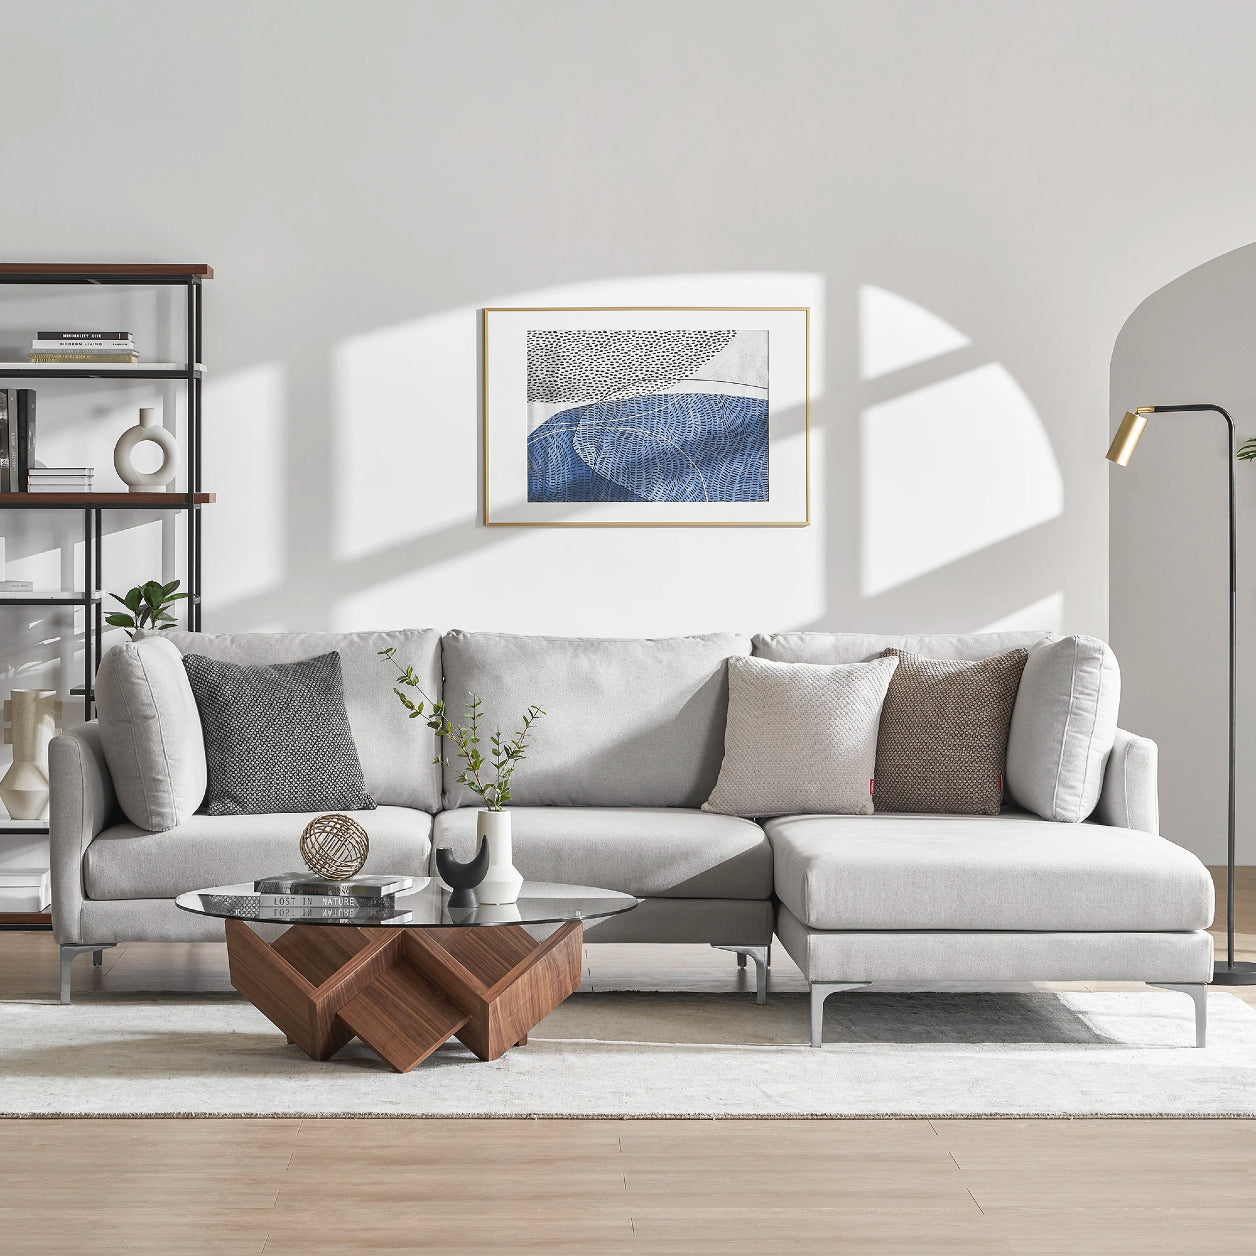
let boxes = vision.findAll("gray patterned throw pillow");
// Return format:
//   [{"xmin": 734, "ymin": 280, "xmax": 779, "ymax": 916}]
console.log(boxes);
[
  {"xmin": 182, "ymin": 650, "xmax": 375, "ymax": 816},
  {"xmin": 873, "ymin": 647, "xmax": 1029, "ymax": 815}
]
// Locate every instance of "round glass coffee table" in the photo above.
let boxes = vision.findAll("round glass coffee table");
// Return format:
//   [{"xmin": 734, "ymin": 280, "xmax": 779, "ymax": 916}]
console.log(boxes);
[{"xmin": 177, "ymin": 879, "xmax": 638, "ymax": 1072}]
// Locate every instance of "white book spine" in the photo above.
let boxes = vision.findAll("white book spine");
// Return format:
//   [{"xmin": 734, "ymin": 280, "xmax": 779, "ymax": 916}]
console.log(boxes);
[
  {"xmin": 258, "ymin": 893, "xmax": 390, "ymax": 909},
  {"xmin": 31, "ymin": 340, "xmax": 135, "ymax": 352},
  {"xmin": 259, "ymin": 904, "xmax": 410, "ymax": 923}
]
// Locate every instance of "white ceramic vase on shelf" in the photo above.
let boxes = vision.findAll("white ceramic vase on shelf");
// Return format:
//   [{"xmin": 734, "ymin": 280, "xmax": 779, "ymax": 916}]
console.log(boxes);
[
  {"xmin": 114, "ymin": 407, "xmax": 180, "ymax": 492},
  {"xmin": 0, "ymin": 690, "xmax": 61, "ymax": 821},
  {"xmin": 475, "ymin": 809, "xmax": 522, "ymax": 905}
]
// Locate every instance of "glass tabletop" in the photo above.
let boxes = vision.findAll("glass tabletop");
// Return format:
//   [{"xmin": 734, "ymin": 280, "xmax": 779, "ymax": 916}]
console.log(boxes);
[{"xmin": 174, "ymin": 878, "xmax": 640, "ymax": 928}]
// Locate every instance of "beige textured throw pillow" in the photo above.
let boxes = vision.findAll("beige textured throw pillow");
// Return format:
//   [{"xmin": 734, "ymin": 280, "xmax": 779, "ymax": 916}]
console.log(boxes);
[
  {"xmin": 702, "ymin": 655, "xmax": 899, "ymax": 818},
  {"xmin": 873, "ymin": 647, "xmax": 1029, "ymax": 815}
]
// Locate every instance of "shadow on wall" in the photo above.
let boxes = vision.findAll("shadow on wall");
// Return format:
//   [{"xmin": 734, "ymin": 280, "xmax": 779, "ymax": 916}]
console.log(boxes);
[
  {"xmin": 192, "ymin": 273, "xmax": 1068, "ymax": 640},
  {"xmin": 207, "ymin": 273, "xmax": 828, "ymax": 636},
  {"xmin": 854, "ymin": 285, "xmax": 1064, "ymax": 631}
]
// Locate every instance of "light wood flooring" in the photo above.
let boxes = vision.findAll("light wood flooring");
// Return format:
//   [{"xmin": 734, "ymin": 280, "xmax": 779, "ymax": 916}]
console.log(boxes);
[{"xmin": 1, "ymin": 868, "xmax": 1254, "ymax": 1255}]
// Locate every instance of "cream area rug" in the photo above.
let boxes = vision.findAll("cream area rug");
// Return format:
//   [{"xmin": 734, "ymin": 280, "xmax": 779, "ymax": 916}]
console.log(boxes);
[{"xmin": 3, "ymin": 989, "xmax": 1256, "ymax": 1118}]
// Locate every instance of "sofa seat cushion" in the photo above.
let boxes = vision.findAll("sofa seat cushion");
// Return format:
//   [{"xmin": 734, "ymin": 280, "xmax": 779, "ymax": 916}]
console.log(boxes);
[
  {"xmin": 766, "ymin": 813, "xmax": 1213, "ymax": 932},
  {"xmin": 84, "ymin": 806, "xmax": 432, "ymax": 900},
  {"xmin": 433, "ymin": 807, "xmax": 772, "ymax": 899}
]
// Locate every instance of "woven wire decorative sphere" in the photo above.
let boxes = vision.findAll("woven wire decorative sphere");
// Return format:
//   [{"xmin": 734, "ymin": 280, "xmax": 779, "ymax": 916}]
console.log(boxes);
[{"xmin": 299, "ymin": 813, "xmax": 370, "ymax": 880}]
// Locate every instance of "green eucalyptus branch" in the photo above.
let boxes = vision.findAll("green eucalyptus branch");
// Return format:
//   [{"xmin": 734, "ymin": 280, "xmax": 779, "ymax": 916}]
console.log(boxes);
[{"xmin": 378, "ymin": 647, "xmax": 545, "ymax": 811}]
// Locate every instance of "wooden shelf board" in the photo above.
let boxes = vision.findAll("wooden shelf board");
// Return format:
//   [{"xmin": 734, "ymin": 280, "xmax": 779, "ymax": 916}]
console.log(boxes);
[
  {"xmin": 0, "ymin": 492, "xmax": 215, "ymax": 507},
  {"xmin": 0, "ymin": 263, "xmax": 212, "ymax": 277},
  {"xmin": 0, "ymin": 819, "xmax": 49, "ymax": 834},
  {"xmin": 0, "ymin": 910, "xmax": 52, "ymax": 928},
  {"xmin": 0, "ymin": 363, "xmax": 203, "ymax": 379},
  {"xmin": 0, "ymin": 590, "xmax": 103, "ymax": 603}
]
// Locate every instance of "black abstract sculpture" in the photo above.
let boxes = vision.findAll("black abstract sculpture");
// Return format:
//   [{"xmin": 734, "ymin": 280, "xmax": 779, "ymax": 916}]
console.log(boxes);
[{"xmin": 436, "ymin": 838, "xmax": 490, "ymax": 909}]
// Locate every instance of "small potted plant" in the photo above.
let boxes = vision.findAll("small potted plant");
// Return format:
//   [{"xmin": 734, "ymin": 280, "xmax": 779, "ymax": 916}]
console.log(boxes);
[
  {"xmin": 379, "ymin": 647, "xmax": 543, "ymax": 905},
  {"xmin": 105, "ymin": 579, "xmax": 188, "ymax": 640}
]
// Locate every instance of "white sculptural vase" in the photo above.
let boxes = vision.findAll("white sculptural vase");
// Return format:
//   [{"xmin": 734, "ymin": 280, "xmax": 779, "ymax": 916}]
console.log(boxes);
[
  {"xmin": 0, "ymin": 689, "xmax": 61, "ymax": 821},
  {"xmin": 114, "ymin": 407, "xmax": 180, "ymax": 492},
  {"xmin": 475, "ymin": 809, "xmax": 522, "ymax": 905}
]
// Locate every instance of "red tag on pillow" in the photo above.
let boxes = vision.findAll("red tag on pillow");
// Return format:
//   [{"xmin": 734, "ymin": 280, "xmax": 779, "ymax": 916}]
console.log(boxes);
[
  {"xmin": 870, "ymin": 777, "xmax": 875, "ymax": 795},
  {"xmin": 997, "ymin": 772, "xmax": 1003, "ymax": 794}
]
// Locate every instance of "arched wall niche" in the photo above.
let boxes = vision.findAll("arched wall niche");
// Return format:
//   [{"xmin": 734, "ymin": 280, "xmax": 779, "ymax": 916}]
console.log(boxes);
[{"xmin": 1110, "ymin": 241, "xmax": 1256, "ymax": 863}]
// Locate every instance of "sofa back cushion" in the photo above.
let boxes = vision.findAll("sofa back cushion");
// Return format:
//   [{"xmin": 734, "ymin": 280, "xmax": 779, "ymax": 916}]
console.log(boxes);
[
  {"xmin": 163, "ymin": 629, "xmax": 441, "ymax": 811},
  {"xmin": 1005, "ymin": 634, "xmax": 1120, "ymax": 823},
  {"xmin": 95, "ymin": 635, "xmax": 207, "ymax": 831},
  {"xmin": 753, "ymin": 630, "xmax": 1050, "ymax": 664},
  {"xmin": 440, "ymin": 630, "xmax": 750, "ymax": 808}
]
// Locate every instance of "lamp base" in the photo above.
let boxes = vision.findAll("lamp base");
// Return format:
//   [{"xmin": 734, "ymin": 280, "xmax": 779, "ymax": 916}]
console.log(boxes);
[{"xmin": 1210, "ymin": 960, "xmax": 1256, "ymax": 986}]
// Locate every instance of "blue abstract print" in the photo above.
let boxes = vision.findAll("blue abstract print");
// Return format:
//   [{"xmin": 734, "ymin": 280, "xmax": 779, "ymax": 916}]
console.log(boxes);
[
  {"xmin": 528, "ymin": 393, "xmax": 768, "ymax": 503},
  {"xmin": 526, "ymin": 328, "xmax": 769, "ymax": 504}
]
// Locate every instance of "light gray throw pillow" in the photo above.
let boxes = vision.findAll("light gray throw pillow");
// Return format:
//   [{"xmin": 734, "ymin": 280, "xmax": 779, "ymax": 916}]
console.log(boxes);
[
  {"xmin": 95, "ymin": 635, "xmax": 208, "ymax": 832},
  {"xmin": 1005, "ymin": 634, "xmax": 1120, "ymax": 823},
  {"xmin": 702, "ymin": 655, "xmax": 899, "ymax": 818}
]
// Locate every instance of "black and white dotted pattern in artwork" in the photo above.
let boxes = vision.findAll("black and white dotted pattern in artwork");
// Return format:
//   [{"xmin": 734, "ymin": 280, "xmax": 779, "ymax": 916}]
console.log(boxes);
[{"xmin": 527, "ymin": 330, "xmax": 737, "ymax": 404}]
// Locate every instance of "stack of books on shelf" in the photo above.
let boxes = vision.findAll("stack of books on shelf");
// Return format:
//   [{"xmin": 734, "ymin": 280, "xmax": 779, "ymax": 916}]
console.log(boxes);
[
  {"xmin": 0, "ymin": 388, "xmax": 35, "ymax": 492},
  {"xmin": 251, "ymin": 872, "xmax": 414, "ymax": 923},
  {"xmin": 29, "ymin": 331, "xmax": 138, "ymax": 364},
  {"xmin": 27, "ymin": 467, "xmax": 94, "ymax": 493}
]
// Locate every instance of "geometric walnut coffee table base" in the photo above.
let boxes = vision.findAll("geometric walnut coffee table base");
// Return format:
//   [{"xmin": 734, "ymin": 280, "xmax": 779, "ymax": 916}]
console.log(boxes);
[{"xmin": 224, "ymin": 917, "xmax": 583, "ymax": 1072}]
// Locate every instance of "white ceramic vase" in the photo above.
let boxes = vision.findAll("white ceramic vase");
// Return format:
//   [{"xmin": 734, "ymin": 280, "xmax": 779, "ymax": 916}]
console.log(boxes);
[
  {"xmin": 114, "ymin": 407, "xmax": 180, "ymax": 492},
  {"xmin": 475, "ymin": 809, "xmax": 522, "ymax": 905},
  {"xmin": 0, "ymin": 690, "xmax": 60, "ymax": 821}
]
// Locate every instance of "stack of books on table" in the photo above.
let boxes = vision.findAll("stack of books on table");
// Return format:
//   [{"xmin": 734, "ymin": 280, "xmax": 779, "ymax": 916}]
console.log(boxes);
[
  {"xmin": 252, "ymin": 872, "xmax": 414, "ymax": 922},
  {"xmin": 27, "ymin": 467, "xmax": 94, "ymax": 493},
  {"xmin": 29, "ymin": 331, "xmax": 138, "ymax": 364}
]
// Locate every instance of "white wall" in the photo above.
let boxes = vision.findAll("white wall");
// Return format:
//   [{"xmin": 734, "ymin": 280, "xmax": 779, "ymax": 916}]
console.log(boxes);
[
  {"xmin": 4, "ymin": 2, "xmax": 1256, "ymax": 855},
  {"xmin": 1110, "ymin": 243, "xmax": 1256, "ymax": 864}
]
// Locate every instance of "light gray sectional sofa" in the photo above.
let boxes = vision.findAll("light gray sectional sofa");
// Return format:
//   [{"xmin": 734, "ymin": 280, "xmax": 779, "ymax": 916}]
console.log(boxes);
[{"xmin": 49, "ymin": 627, "xmax": 1215, "ymax": 1047}]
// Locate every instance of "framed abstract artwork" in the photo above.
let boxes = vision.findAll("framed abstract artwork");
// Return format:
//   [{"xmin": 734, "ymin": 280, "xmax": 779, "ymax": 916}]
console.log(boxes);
[{"xmin": 482, "ymin": 306, "xmax": 810, "ymax": 526}]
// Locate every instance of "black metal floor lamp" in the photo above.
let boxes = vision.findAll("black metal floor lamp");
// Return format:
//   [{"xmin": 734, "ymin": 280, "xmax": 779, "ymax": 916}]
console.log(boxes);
[{"xmin": 1107, "ymin": 403, "xmax": 1256, "ymax": 984}]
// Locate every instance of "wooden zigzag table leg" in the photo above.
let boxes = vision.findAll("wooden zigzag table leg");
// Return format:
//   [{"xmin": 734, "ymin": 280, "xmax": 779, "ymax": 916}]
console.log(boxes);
[
  {"xmin": 224, "ymin": 918, "xmax": 584, "ymax": 1072},
  {"xmin": 400, "ymin": 920, "xmax": 584, "ymax": 1060}
]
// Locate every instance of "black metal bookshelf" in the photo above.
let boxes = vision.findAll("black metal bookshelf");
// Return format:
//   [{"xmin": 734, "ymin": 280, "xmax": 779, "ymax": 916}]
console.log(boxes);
[{"xmin": 0, "ymin": 265, "xmax": 214, "ymax": 839}]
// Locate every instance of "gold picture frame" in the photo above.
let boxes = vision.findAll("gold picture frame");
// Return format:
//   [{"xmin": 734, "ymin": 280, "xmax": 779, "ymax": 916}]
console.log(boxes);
[{"xmin": 482, "ymin": 306, "xmax": 810, "ymax": 527}]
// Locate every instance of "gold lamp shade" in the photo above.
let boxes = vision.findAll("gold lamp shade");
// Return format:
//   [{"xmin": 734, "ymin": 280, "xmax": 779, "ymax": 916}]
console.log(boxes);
[{"xmin": 1106, "ymin": 408, "xmax": 1152, "ymax": 466}]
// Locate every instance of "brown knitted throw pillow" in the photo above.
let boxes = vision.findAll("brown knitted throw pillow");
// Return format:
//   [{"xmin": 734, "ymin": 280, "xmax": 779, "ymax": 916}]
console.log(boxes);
[{"xmin": 873, "ymin": 647, "xmax": 1029, "ymax": 815}]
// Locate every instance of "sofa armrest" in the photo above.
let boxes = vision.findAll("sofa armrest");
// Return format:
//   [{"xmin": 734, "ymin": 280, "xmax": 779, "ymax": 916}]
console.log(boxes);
[
  {"xmin": 50, "ymin": 721, "xmax": 118, "ymax": 944},
  {"xmin": 1092, "ymin": 727, "xmax": 1159, "ymax": 835}
]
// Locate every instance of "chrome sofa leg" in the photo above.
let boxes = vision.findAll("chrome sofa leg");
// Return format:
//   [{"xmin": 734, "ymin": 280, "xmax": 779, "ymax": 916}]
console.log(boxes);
[
  {"xmin": 810, "ymin": 982, "xmax": 871, "ymax": 1048},
  {"xmin": 1150, "ymin": 982, "xmax": 1208, "ymax": 1047},
  {"xmin": 60, "ymin": 944, "xmax": 115, "ymax": 1004},
  {"xmin": 711, "ymin": 944, "xmax": 771, "ymax": 1004}
]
